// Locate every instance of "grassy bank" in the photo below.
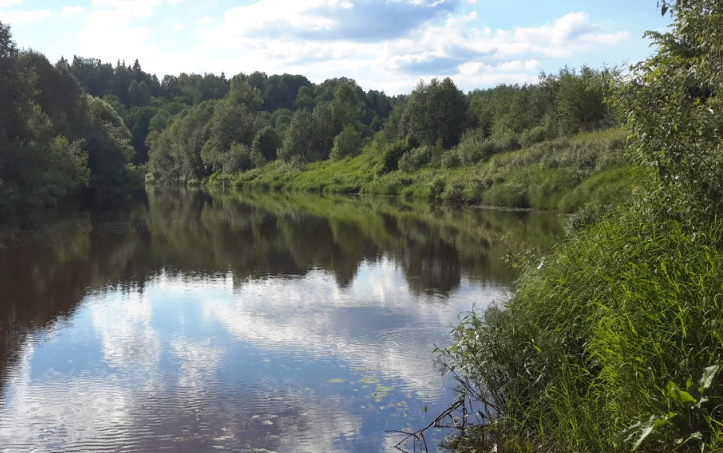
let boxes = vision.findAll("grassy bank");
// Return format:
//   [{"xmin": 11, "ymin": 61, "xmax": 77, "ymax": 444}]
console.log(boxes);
[
  {"xmin": 208, "ymin": 128, "xmax": 646, "ymax": 212},
  {"xmin": 438, "ymin": 194, "xmax": 723, "ymax": 453},
  {"xmin": 434, "ymin": 2, "xmax": 723, "ymax": 450}
]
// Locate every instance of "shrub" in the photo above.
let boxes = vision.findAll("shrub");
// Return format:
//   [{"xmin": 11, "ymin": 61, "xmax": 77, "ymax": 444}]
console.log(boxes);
[
  {"xmin": 460, "ymin": 129, "xmax": 493, "ymax": 164},
  {"xmin": 221, "ymin": 142, "xmax": 253, "ymax": 174},
  {"xmin": 252, "ymin": 126, "xmax": 282, "ymax": 162},
  {"xmin": 520, "ymin": 121, "xmax": 557, "ymax": 148},
  {"xmin": 441, "ymin": 180, "xmax": 466, "ymax": 202},
  {"xmin": 441, "ymin": 150, "xmax": 463, "ymax": 169},
  {"xmin": 250, "ymin": 150, "xmax": 267, "ymax": 168},
  {"xmin": 491, "ymin": 129, "xmax": 521, "ymax": 153},
  {"xmin": 428, "ymin": 176, "xmax": 446, "ymax": 200},
  {"xmin": 378, "ymin": 140, "xmax": 412, "ymax": 175},
  {"xmin": 398, "ymin": 145, "xmax": 434, "ymax": 173},
  {"xmin": 330, "ymin": 125, "xmax": 363, "ymax": 160}
]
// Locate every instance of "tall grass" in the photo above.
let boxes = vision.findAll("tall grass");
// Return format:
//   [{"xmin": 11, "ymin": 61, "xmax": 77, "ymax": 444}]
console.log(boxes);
[{"xmin": 437, "ymin": 195, "xmax": 723, "ymax": 452}]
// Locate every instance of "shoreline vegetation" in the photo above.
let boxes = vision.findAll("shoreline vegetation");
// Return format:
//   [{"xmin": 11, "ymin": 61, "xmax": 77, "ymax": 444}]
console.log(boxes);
[
  {"xmin": 206, "ymin": 127, "xmax": 644, "ymax": 213},
  {"xmin": 427, "ymin": 2, "xmax": 723, "ymax": 453}
]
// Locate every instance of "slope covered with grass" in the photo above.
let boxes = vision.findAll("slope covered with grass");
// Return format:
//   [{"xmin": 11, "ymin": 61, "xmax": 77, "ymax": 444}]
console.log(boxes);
[{"xmin": 210, "ymin": 128, "xmax": 643, "ymax": 212}]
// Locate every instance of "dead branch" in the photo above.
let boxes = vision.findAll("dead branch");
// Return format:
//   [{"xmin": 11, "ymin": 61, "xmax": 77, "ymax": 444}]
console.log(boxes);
[{"xmin": 387, "ymin": 394, "xmax": 474, "ymax": 453}]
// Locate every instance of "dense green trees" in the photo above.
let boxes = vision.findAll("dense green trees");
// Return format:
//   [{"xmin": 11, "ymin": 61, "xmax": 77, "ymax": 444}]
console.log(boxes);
[
  {"xmin": 1, "ymin": 16, "xmax": 619, "ymax": 212},
  {"xmin": 0, "ymin": 21, "xmax": 138, "ymax": 216},
  {"xmin": 251, "ymin": 126, "xmax": 282, "ymax": 165},
  {"xmin": 398, "ymin": 77, "xmax": 467, "ymax": 149}
]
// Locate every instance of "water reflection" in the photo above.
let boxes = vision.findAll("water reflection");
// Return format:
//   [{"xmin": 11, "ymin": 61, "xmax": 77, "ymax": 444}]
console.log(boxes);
[{"xmin": 0, "ymin": 189, "xmax": 565, "ymax": 452}]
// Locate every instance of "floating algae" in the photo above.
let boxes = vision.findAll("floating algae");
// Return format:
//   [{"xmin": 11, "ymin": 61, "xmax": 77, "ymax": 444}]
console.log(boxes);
[
  {"xmin": 358, "ymin": 375, "xmax": 381, "ymax": 384},
  {"xmin": 367, "ymin": 384, "xmax": 394, "ymax": 402}
]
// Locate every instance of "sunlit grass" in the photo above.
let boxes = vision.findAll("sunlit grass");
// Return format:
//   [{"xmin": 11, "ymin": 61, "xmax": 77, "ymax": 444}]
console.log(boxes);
[{"xmin": 210, "ymin": 128, "xmax": 641, "ymax": 212}]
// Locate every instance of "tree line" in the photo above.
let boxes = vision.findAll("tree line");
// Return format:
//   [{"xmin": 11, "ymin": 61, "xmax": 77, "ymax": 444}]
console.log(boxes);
[{"xmin": 0, "ymin": 18, "xmax": 618, "ymax": 218}]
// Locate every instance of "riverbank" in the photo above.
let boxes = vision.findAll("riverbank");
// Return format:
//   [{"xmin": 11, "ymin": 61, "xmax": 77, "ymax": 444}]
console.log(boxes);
[{"xmin": 207, "ymin": 128, "xmax": 646, "ymax": 213}]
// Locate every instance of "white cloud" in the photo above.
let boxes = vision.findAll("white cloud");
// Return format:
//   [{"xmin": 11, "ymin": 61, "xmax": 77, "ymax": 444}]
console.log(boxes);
[
  {"xmin": 48, "ymin": 0, "xmax": 631, "ymax": 94},
  {"xmin": 91, "ymin": 0, "xmax": 160, "ymax": 18},
  {"xmin": 586, "ymin": 30, "xmax": 631, "ymax": 44},
  {"xmin": 90, "ymin": 294, "xmax": 160, "ymax": 376},
  {"xmin": 75, "ymin": 0, "xmax": 163, "ymax": 68},
  {"xmin": 61, "ymin": 6, "xmax": 85, "ymax": 18},
  {"xmin": 0, "ymin": 9, "xmax": 50, "ymax": 24},
  {"xmin": 0, "ymin": 0, "xmax": 23, "ymax": 7}
]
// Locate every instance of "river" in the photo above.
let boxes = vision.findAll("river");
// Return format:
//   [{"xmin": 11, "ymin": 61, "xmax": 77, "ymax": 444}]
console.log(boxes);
[{"xmin": 0, "ymin": 188, "xmax": 565, "ymax": 452}]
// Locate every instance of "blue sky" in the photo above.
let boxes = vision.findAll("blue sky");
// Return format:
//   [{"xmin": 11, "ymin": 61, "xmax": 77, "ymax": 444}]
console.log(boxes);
[{"xmin": 1, "ymin": 0, "xmax": 671, "ymax": 94}]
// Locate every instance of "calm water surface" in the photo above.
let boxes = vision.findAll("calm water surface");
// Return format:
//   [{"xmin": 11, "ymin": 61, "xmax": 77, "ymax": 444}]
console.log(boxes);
[{"xmin": 0, "ymin": 189, "xmax": 564, "ymax": 452}]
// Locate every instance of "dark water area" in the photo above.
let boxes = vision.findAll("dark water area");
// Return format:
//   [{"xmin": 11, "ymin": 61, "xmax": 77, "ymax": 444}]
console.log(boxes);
[{"xmin": 0, "ymin": 189, "xmax": 565, "ymax": 452}]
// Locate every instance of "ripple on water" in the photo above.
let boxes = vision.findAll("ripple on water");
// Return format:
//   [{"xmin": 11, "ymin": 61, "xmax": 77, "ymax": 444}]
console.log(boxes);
[{"xmin": 0, "ymin": 191, "xmax": 564, "ymax": 452}]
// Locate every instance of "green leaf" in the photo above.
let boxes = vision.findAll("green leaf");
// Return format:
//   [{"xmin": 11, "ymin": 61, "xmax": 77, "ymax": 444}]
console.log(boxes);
[{"xmin": 667, "ymin": 382, "xmax": 697, "ymax": 406}]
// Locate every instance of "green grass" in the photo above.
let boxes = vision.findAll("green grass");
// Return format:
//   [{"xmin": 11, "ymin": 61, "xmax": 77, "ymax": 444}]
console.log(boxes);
[
  {"xmin": 437, "ymin": 194, "xmax": 723, "ymax": 452},
  {"xmin": 208, "ymin": 128, "xmax": 642, "ymax": 212}
]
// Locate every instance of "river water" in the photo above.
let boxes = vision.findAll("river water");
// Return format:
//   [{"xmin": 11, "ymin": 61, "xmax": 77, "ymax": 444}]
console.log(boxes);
[{"xmin": 0, "ymin": 189, "xmax": 564, "ymax": 452}]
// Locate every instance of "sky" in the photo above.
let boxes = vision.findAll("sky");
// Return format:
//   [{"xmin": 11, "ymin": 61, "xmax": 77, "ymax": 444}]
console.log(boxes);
[{"xmin": 0, "ymin": 0, "xmax": 671, "ymax": 94}]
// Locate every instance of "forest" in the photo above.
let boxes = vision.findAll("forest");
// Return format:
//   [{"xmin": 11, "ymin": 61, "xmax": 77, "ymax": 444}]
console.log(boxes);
[{"xmin": 0, "ymin": 17, "xmax": 621, "ymax": 219}]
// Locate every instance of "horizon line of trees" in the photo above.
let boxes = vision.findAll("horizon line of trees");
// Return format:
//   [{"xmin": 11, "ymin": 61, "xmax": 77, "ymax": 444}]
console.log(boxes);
[{"xmin": 1, "ymin": 18, "xmax": 620, "ymax": 218}]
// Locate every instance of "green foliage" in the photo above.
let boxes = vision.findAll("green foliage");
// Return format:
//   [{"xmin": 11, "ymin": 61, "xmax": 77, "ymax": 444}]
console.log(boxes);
[
  {"xmin": 279, "ymin": 109, "xmax": 325, "ymax": 164},
  {"xmin": 221, "ymin": 142, "xmax": 253, "ymax": 174},
  {"xmin": 437, "ymin": 201, "xmax": 723, "ymax": 452},
  {"xmin": 427, "ymin": 176, "xmax": 446, "ymax": 200},
  {"xmin": 398, "ymin": 145, "xmax": 437, "ymax": 173},
  {"xmin": 467, "ymin": 66, "xmax": 617, "ymax": 146},
  {"xmin": 434, "ymin": 3, "xmax": 723, "ymax": 452},
  {"xmin": 251, "ymin": 126, "xmax": 282, "ymax": 165},
  {"xmin": 330, "ymin": 124, "xmax": 363, "ymax": 160},
  {"xmin": 0, "ymin": 32, "xmax": 134, "ymax": 214},
  {"xmin": 399, "ymin": 77, "xmax": 467, "ymax": 149},
  {"xmin": 612, "ymin": 0, "xmax": 723, "ymax": 219},
  {"xmin": 445, "ymin": 128, "xmax": 493, "ymax": 168},
  {"xmin": 379, "ymin": 140, "xmax": 413, "ymax": 175},
  {"xmin": 128, "ymin": 80, "xmax": 151, "ymax": 107},
  {"xmin": 80, "ymin": 95, "xmax": 136, "ymax": 203},
  {"xmin": 618, "ymin": 365, "xmax": 723, "ymax": 452},
  {"xmin": 218, "ymin": 128, "xmax": 634, "ymax": 211},
  {"xmin": 201, "ymin": 100, "xmax": 265, "ymax": 172},
  {"xmin": 147, "ymin": 101, "xmax": 215, "ymax": 184},
  {"xmin": 229, "ymin": 76, "xmax": 264, "ymax": 109}
]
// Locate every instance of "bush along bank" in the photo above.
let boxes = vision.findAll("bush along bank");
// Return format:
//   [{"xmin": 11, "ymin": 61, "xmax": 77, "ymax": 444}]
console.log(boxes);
[
  {"xmin": 208, "ymin": 128, "xmax": 643, "ymax": 213},
  {"xmin": 432, "ymin": 1, "xmax": 723, "ymax": 452}
]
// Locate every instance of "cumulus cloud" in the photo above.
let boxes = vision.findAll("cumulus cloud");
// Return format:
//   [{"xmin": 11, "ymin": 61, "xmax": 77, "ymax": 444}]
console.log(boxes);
[
  {"xmin": 56, "ymin": 0, "xmax": 632, "ymax": 94},
  {"xmin": 0, "ymin": 8, "xmax": 50, "ymax": 24},
  {"xmin": 61, "ymin": 6, "xmax": 85, "ymax": 18},
  {"xmin": 372, "ymin": 11, "xmax": 625, "ymax": 76},
  {"xmin": 0, "ymin": 0, "xmax": 23, "ymax": 7},
  {"xmin": 210, "ymin": 0, "xmax": 459, "ymax": 43}
]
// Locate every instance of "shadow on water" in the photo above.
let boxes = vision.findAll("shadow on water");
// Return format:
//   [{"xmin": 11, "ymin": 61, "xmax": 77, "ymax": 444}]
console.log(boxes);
[{"xmin": 0, "ymin": 188, "xmax": 565, "ymax": 452}]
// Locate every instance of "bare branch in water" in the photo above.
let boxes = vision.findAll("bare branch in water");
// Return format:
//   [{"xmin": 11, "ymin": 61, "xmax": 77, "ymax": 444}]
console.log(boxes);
[{"xmin": 387, "ymin": 395, "xmax": 473, "ymax": 453}]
